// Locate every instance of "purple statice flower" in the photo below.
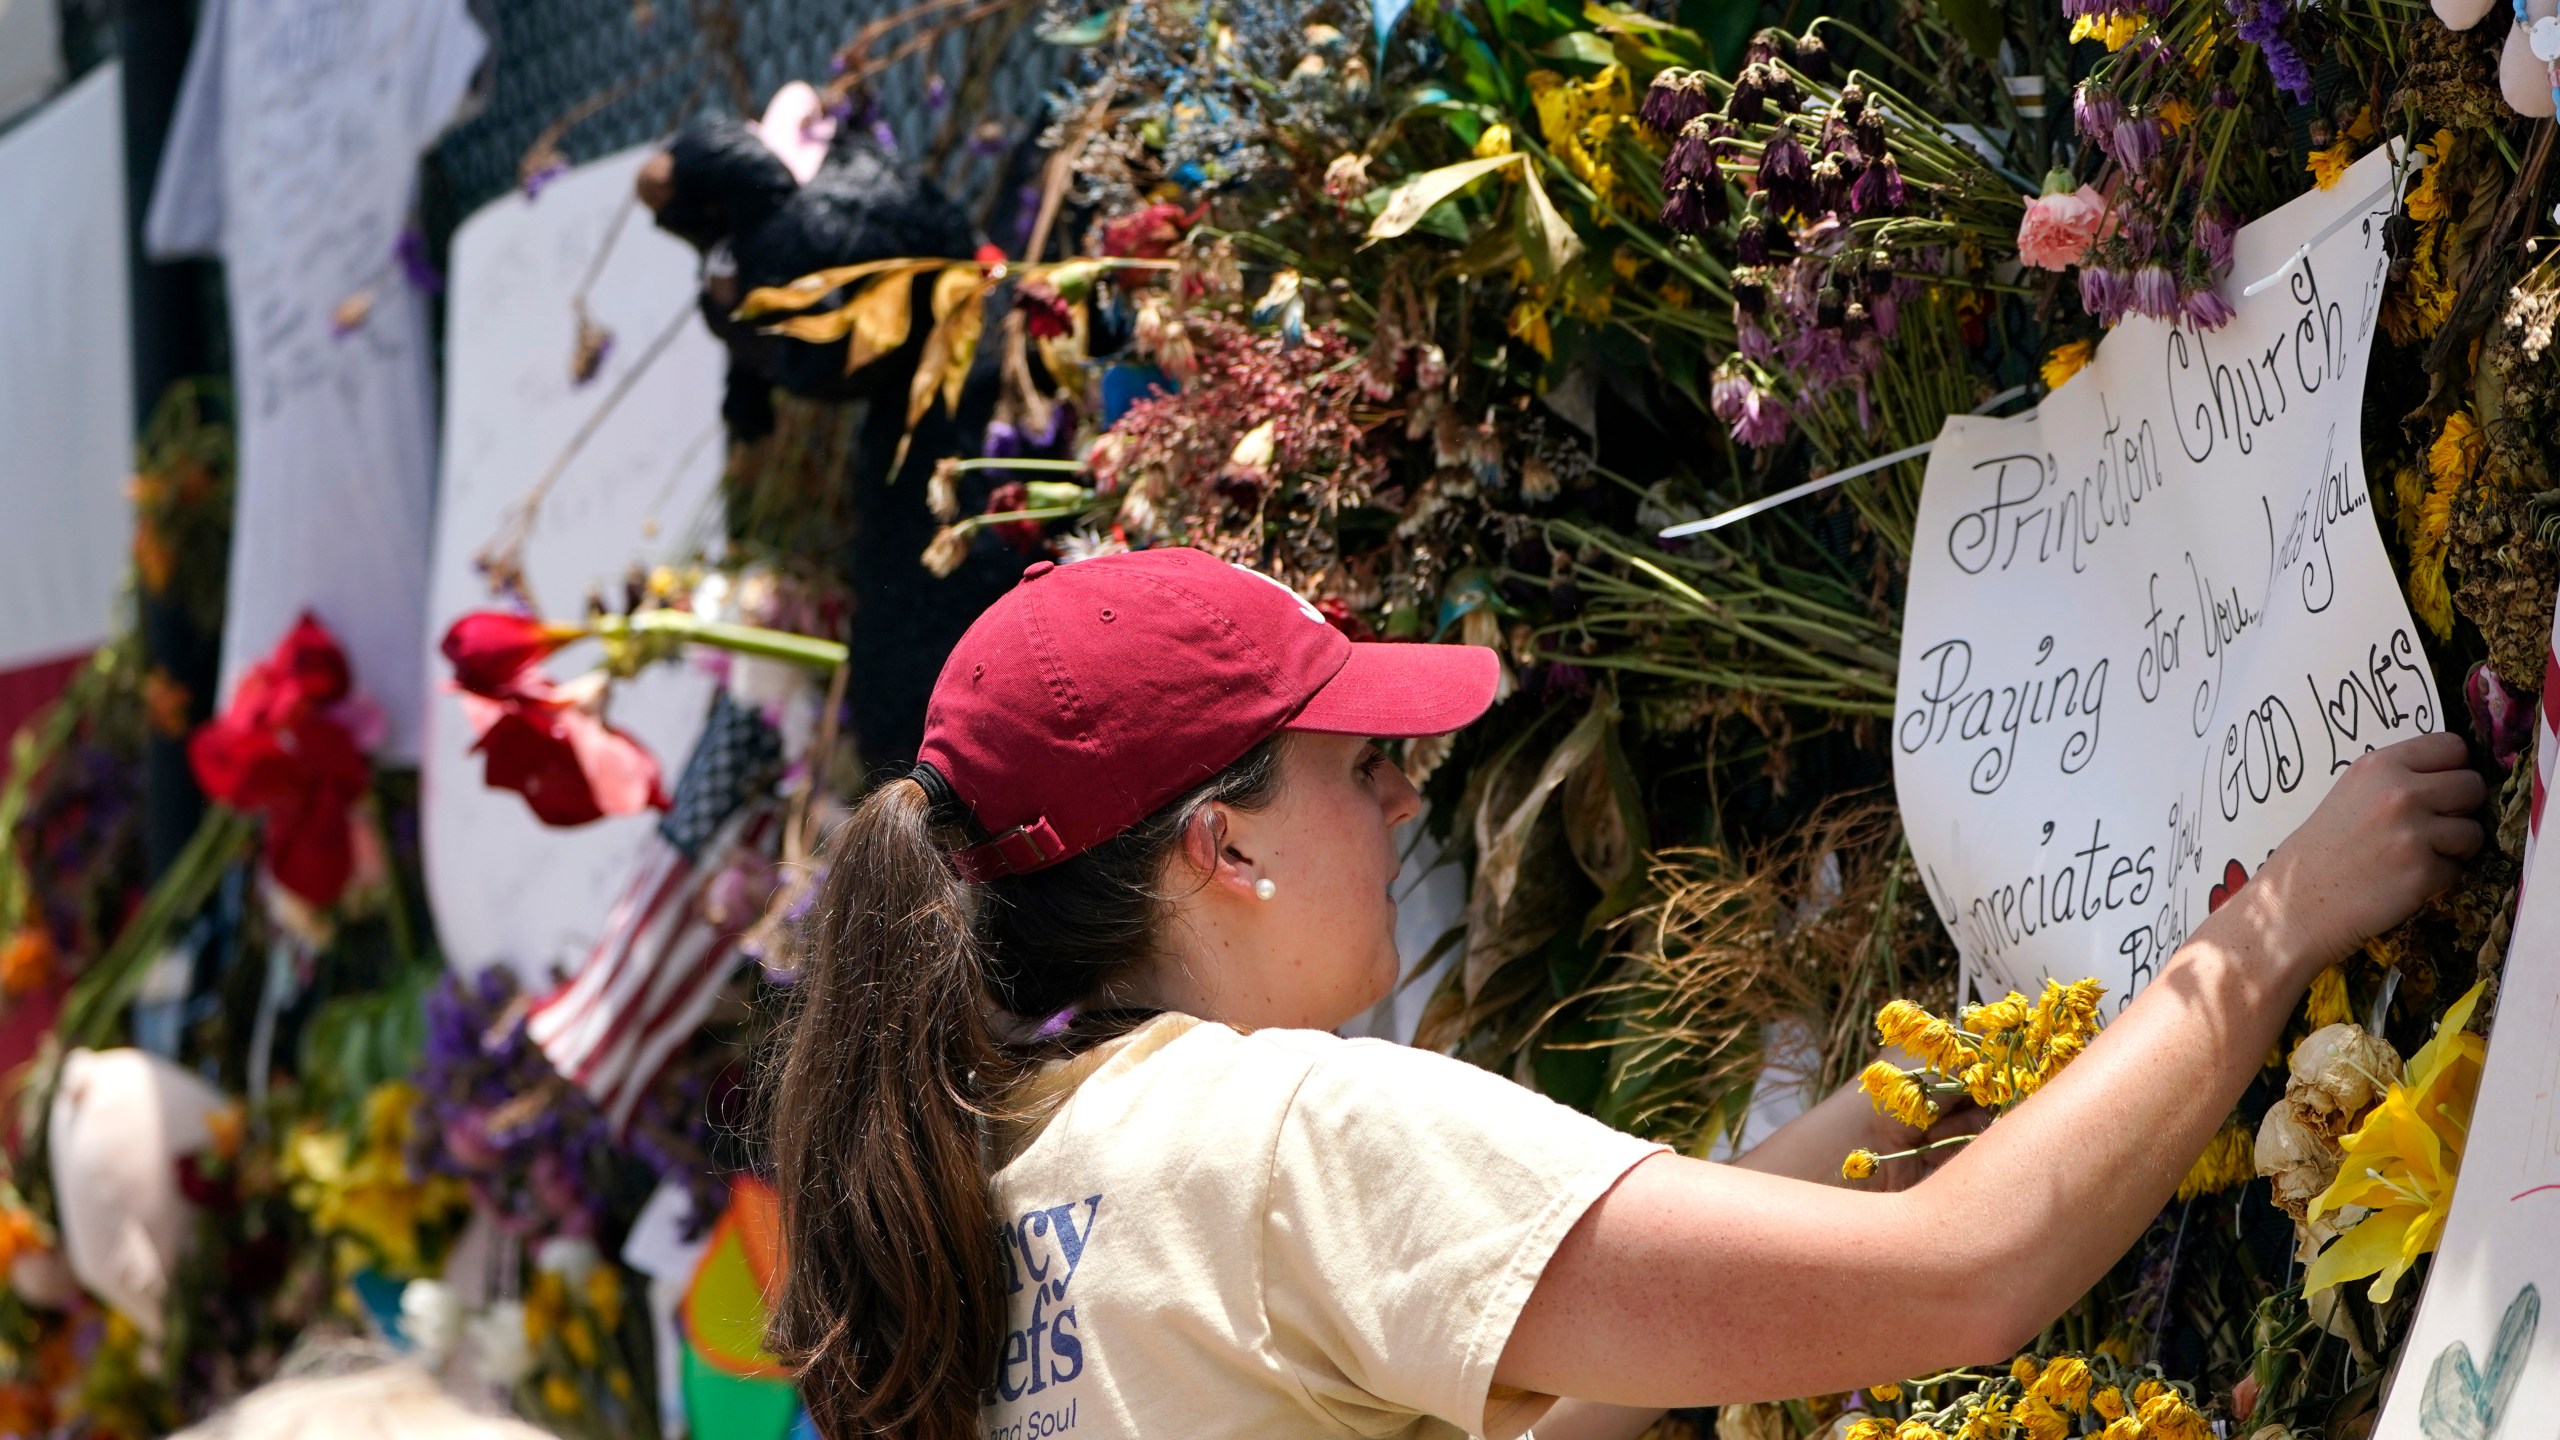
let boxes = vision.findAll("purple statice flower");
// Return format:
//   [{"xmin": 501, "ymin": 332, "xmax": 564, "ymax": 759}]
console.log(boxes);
[
  {"xmin": 2080, "ymin": 265, "xmax": 2132, "ymax": 322},
  {"xmin": 1849, "ymin": 154, "xmax": 1905, "ymax": 215},
  {"xmin": 2230, "ymin": 0, "xmax": 2313, "ymax": 103},
  {"xmin": 871, "ymin": 117, "xmax": 900, "ymax": 153},
  {"xmin": 1730, "ymin": 387, "xmax": 1792, "ymax": 447},
  {"xmin": 2074, "ymin": 84, "xmax": 2123, "ymax": 145},
  {"xmin": 2111, "ymin": 116, "xmax": 2164, "ymax": 168},
  {"xmin": 1639, "ymin": 69, "xmax": 1716, "ymax": 134},
  {"xmin": 926, "ymin": 73, "xmax": 949, "ymax": 109},
  {"xmin": 1757, "ymin": 131, "xmax": 1816, "ymax": 218},
  {"xmin": 2131, "ymin": 264, "xmax": 2180, "ymax": 318},
  {"xmin": 2195, "ymin": 204, "xmax": 2237, "ymax": 272},
  {"xmin": 394, "ymin": 227, "xmax": 443, "ymax": 295},
  {"xmin": 2180, "ymin": 284, "xmax": 2236, "ymax": 330}
]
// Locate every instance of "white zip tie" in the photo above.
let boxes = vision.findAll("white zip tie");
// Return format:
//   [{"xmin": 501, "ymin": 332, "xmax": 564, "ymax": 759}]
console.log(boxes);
[
  {"xmin": 2242, "ymin": 151, "xmax": 2419, "ymax": 298},
  {"xmin": 1659, "ymin": 384, "xmax": 2031, "ymax": 538}
]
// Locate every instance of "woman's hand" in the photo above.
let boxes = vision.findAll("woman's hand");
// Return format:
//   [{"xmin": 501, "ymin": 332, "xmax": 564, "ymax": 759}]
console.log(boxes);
[
  {"xmin": 1495, "ymin": 732, "xmax": 2488, "ymax": 1411},
  {"xmin": 2246, "ymin": 731, "xmax": 2486, "ymax": 975}
]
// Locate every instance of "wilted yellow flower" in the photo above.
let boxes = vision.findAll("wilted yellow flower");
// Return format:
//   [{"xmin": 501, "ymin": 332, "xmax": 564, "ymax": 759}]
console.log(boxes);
[
  {"xmin": 542, "ymin": 1375, "xmax": 582, "ymax": 1415},
  {"xmin": 2131, "ymin": 1381, "xmax": 2167, "ymax": 1406},
  {"xmin": 1861, "ymin": 1061, "xmax": 1940, "ymax": 1130},
  {"xmin": 2010, "ymin": 1356, "xmax": 2042, "ymax": 1386},
  {"xmin": 2016, "ymin": 1393, "xmax": 2069, "ymax": 1440},
  {"xmin": 1611, "ymin": 249, "xmax": 1645, "ymax": 280},
  {"xmin": 2307, "ymin": 141, "xmax": 2355, "ymax": 190},
  {"xmin": 1965, "ymin": 994, "xmax": 2031, "ymax": 1036},
  {"xmin": 2136, "ymin": 1393, "xmax": 2211, "ymax": 1440},
  {"xmin": 2069, "ymin": 12, "xmax": 2144, "ymax": 48},
  {"xmin": 1842, "ymin": 1149, "xmax": 1881, "ymax": 1182},
  {"xmin": 2041, "ymin": 340, "xmax": 2096, "ymax": 392},
  {"xmin": 563, "ymin": 1316, "xmax": 598, "ymax": 1366},
  {"xmin": 1959, "ymin": 1398, "xmax": 2013, "ymax": 1440},
  {"xmin": 1870, "ymin": 1383, "xmax": 1903, "ymax": 1403},
  {"xmin": 2407, "ymin": 130, "xmax": 2457, "ymax": 222},
  {"xmin": 2174, "ymin": 1124, "xmax": 2256, "ymax": 1201},
  {"xmin": 1659, "ymin": 280, "xmax": 1694, "ymax": 309},
  {"xmin": 1509, "ymin": 300, "xmax": 1554, "ymax": 360},
  {"xmin": 2033, "ymin": 1356, "xmax": 2094, "ymax": 1413},
  {"xmin": 2305, "ymin": 966, "xmax": 2353, "ymax": 1029},
  {"xmin": 1896, "ymin": 1422, "xmax": 1947, "ymax": 1440},
  {"xmin": 586, "ymin": 1263, "xmax": 624, "ymax": 1318},
  {"xmin": 2154, "ymin": 98, "xmax": 2196, "ymax": 132},
  {"xmin": 2102, "ymin": 1419, "xmax": 2141, "ymax": 1440},
  {"xmin": 2093, "ymin": 1389, "xmax": 2126, "ymax": 1422},
  {"xmin": 1475, "ymin": 124, "xmax": 1515, "ymax": 160},
  {"xmin": 1846, "ymin": 1420, "xmax": 1896, "ymax": 1440},
  {"xmin": 1876, "ymin": 998, "xmax": 1979, "ymax": 1074}
]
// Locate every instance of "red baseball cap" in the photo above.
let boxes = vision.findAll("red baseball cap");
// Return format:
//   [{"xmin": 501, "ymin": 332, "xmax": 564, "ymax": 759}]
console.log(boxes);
[{"xmin": 917, "ymin": 547, "xmax": 1500, "ymax": 881}]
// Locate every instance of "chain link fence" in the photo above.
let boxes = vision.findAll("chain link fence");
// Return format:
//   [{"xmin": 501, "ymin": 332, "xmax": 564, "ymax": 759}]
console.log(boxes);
[{"xmin": 426, "ymin": 0, "xmax": 1066, "ymax": 246}]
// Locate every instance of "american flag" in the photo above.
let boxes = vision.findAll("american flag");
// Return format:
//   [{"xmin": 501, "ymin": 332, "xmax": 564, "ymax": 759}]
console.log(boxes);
[{"xmin": 527, "ymin": 804, "xmax": 779, "ymax": 1133}]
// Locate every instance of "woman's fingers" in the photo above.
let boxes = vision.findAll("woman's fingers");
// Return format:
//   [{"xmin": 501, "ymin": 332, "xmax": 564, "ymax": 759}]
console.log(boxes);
[
  {"xmin": 2409, "ymin": 761, "xmax": 2490, "ymax": 815},
  {"xmin": 2427, "ymin": 815, "xmax": 2485, "ymax": 859}
]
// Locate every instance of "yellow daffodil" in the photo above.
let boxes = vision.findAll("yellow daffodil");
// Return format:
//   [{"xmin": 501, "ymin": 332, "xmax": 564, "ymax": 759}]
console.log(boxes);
[
  {"xmin": 2041, "ymin": 340, "xmax": 2096, "ymax": 392},
  {"xmin": 2303, "ymin": 981, "xmax": 2488, "ymax": 1302}
]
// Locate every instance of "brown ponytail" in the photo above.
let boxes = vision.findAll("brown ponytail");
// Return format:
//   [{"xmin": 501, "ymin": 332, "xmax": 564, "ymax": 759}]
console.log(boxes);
[{"xmin": 766, "ymin": 741, "xmax": 1283, "ymax": 1440}]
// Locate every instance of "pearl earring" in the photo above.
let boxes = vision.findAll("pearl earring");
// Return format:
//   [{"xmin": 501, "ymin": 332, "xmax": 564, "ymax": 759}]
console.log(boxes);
[{"xmin": 1254, "ymin": 877, "xmax": 1277, "ymax": 901}]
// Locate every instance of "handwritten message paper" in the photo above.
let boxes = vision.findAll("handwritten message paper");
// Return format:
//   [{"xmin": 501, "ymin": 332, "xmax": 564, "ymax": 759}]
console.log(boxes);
[{"xmin": 1894, "ymin": 143, "xmax": 2437, "ymax": 1008}]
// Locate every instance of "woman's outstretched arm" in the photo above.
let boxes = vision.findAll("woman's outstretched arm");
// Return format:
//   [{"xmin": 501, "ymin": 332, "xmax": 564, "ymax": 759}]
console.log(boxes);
[{"xmin": 1497, "ymin": 732, "xmax": 2485, "ymax": 1409}]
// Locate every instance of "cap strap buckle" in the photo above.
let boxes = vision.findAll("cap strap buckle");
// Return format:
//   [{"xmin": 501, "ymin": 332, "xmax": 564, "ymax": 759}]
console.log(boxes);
[{"xmin": 951, "ymin": 817, "xmax": 1064, "ymax": 882}]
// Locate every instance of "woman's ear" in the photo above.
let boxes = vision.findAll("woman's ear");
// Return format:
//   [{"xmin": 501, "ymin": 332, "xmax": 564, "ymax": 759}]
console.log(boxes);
[{"xmin": 1180, "ymin": 804, "xmax": 1262, "ymax": 899}]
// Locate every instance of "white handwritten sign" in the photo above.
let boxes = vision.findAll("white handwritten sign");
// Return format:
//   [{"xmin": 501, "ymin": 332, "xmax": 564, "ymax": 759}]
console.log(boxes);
[
  {"xmin": 1894, "ymin": 143, "xmax": 2438, "ymax": 1007},
  {"xmin": 2368, "ymin": 610, "xmax": 2560, "ymax": 1440},
  {"xmin": 421, "ymin": 146, "xmax": 727, "ymax": 985}
]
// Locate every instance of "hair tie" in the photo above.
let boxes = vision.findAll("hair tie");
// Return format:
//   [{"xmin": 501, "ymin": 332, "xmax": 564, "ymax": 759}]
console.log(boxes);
[{"xmin": 908, "ymin": 760, "xmax": 963, "ymax": 819}]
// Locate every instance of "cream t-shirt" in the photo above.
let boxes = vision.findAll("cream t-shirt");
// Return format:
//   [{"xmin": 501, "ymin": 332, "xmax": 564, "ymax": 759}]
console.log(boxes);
[{"xmin": 983, "ymin": 1014, "xmax": 1666, "ymax": 1440}]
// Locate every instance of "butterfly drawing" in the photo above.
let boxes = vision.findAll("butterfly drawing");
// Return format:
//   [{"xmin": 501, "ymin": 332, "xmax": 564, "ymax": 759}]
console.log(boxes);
[{"xmin": 2419, "ymin": 1284, "xmax": 2539, "ymax": 1440}]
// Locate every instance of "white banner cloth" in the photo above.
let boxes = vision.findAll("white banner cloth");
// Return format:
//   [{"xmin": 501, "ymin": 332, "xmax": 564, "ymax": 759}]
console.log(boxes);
[
  {"xmin": 0, "ymin": 62, "xmax": 131, "ymax": 672},
  {"xmin": 1894, "ymin": 144, "xmax": 2438, "ymax": 1008},
  {"xmin": 421, "ymin": 147, "xmax": 726, "ymax": 984}
]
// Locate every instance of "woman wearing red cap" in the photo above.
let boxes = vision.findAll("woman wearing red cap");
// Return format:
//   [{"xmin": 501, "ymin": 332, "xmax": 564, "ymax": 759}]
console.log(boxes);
[{"xmin": 766, "ymin": 547, "xmax": 2483, "ymax": 1440}]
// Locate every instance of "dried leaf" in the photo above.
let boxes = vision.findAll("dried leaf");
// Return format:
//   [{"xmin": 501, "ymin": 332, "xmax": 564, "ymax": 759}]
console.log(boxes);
[
  {"xmin": 891, "ymin": 266, "xmax": 993, "ymax": 476},
  {"xmin": 1516, "ymin": 159, "xmax": 1584, "ymax": 277},
  {"xmin": 1366, "ymin": 153, "xmax": 1520, "ymax": 244},
  {"xmin": 732, "ymin": 256, "xmax": 944, "ymax": 321}
]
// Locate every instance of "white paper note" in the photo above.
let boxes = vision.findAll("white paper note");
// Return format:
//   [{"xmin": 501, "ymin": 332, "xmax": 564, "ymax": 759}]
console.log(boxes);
[{"xmin": 1894, "ymin": 143, "xmax": 2439, "ymax": 1008}]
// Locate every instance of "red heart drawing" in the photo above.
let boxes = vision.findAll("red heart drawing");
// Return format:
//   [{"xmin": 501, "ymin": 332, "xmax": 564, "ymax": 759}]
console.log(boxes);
[{"xmin": 2207, "ymin": 858, "xmax": 2249, "ymax": 913}]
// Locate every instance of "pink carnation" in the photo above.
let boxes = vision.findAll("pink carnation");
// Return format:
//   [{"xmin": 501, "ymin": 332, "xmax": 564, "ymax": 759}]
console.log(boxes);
[{"xmin": 2017, "ymin": 186, "xmax": 2108, "ymax": 272}]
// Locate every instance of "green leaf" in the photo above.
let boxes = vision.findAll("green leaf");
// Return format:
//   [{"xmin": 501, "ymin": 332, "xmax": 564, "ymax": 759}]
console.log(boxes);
[
  {"xmin": 1936, "ymin": 0, "xmax": 2005, "ymax": 60},
  {"xmin": 1366, "ymin": 153, "xmax": 1522, "ymax": 243},
  {"xmin": 1673, "ymin": 0, "xmax": 1756, "ymax": 73}
]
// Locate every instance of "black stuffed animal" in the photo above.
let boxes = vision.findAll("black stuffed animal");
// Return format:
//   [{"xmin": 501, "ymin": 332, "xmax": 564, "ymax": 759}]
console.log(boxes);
[{"xmin": 637, "ymin": 112, "xmax": 1024, "ymax": 770}]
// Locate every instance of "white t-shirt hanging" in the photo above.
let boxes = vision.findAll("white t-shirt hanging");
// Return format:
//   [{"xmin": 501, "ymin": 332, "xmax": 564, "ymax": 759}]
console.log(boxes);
[
  {"xmin": 145, "ymin": 0, "xmax": 488, "ymax": 762},
  {"xmin": 986, "ymin": 1015, "xmax": 1665, "ymax": 1440}
]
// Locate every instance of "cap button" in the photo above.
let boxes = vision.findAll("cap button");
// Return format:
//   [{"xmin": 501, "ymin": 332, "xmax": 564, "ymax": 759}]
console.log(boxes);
[{"xmin": 1022, "ymin": 560, "xmax": 1056, "ymax": 581}]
